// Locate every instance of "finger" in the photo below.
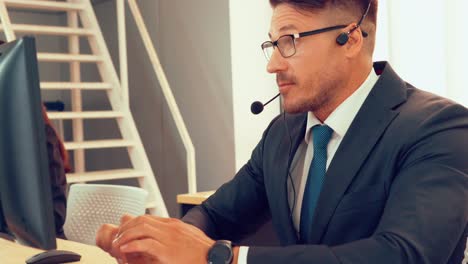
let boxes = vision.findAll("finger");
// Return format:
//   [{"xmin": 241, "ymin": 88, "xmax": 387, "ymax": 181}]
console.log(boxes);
[
  {"xmin": 120, "ymin": 214, "xmax": 135, "ymax": 226},
  {"xmin": 111, "ymin": 215, "xmax": 135, "ymax": 261},
  {"xmin": 117, "ymin": 215, "xmax": 171, "ymax": 237},
  {"xmin": 95, "ymin": 224, "xmax": 119, "ymax": 252},
  {"xmin": 119, "ymin": 238, "xmax": 164, "ymax": 259},
  {"xmin": 145, "ymin": 215, "xmax": 180, "ymax": 223},
  {"xmin": 113, "ymin": 222, "xmax": 168, "ymax": 254}
]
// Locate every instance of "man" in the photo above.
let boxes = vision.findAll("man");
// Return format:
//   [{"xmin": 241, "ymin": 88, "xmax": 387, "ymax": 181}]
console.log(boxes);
[{"xmin": 96, "ymin": 0, "xmax": 468, "ymax": 263}]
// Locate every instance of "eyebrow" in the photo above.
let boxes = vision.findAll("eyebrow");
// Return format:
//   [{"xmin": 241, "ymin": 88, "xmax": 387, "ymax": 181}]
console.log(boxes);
[{"xmin": 268, "ymin": 24, "xmax": 298, "ymax": 39}]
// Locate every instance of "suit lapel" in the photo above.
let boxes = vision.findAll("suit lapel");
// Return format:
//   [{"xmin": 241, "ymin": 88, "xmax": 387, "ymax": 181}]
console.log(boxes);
[
  {"xmin": 308, "ymin": 62, "xmax": 408, "ymax": 243},
  {"xmin": 271, "ymin": 113, "xmax": 306, "ymax": 245}
]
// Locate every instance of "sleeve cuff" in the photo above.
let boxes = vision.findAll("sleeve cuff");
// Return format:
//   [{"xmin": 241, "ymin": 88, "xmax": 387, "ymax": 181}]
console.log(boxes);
[{"xmin": 238, "ymin": 246, "xmax": 249, "ymax": 264}]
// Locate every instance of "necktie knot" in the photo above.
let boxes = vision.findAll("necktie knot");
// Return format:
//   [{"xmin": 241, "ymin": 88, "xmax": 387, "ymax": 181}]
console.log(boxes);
[{"xmin": 312, "ymin": 125, "xmax": 333, "ymax": 150}]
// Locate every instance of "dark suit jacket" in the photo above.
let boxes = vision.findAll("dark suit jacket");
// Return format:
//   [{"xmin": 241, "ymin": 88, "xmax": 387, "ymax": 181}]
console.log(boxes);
[{"xmin": 183, "ymin": 62, "xmax": 468, "ymax": 264}]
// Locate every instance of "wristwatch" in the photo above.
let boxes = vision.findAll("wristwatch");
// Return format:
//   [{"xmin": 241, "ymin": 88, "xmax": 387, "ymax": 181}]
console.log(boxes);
[{"xmin": 207, "ymin": 240, "xmax": 233, "ymax": 264}]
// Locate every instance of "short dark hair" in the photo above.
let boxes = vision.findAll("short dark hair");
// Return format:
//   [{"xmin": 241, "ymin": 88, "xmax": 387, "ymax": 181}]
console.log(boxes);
[{"xmin": 269, "ymin": 0, "xmax": 378, "ymax": 26}]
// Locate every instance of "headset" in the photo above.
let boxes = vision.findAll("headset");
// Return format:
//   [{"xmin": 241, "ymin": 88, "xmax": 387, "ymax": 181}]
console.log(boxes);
[{"xmin": 336, "ymin": 0, "xmax": 373, "ymax": 46}]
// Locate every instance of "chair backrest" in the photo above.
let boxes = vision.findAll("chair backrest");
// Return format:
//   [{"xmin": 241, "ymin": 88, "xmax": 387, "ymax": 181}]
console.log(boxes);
[{"xmin": 63, "ymin": 184, "xmax": 148, "ymax": 245}]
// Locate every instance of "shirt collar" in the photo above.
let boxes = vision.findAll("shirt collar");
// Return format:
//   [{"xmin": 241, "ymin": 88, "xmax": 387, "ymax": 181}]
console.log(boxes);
[{"xmin": 305, "ymin": 68, "xmax": 379, "ymax": 143}]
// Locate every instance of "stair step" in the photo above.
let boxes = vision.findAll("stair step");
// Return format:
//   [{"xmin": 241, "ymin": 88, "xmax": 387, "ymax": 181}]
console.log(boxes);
[
  {"xmin": 37, "ymin": 53, "xmax": 102, "ymax": 63},
  {"xmin": 64, "ymin": 139, "xmax": 135, "ymax": 150},
  {"xmin": 3, "ymin": 0, "xmax": 84, "ymax": 12},
  {"xmin": 66, "ymin": 169, "xmax": 144, "ymax": 183},
  {"xmin": 47, "ymin": 111, "xmax": 124, "ymax": 120},
  {"xmin": 40, "ymin": 82, "xmax": 113, "ymax": 90},
  {"xmin": 0, "ymin": 24, "xmax": 93, "ymax": 36}
]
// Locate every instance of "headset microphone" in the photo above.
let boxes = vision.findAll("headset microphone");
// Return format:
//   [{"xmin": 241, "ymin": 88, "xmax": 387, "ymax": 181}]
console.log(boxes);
[
  {"xmin": 336, "ymin": 0, "xmax": 372, "ymax": 46},
  {"xmin": 250, "ymin": 93, "xmax": 280, "ymax": 115}
]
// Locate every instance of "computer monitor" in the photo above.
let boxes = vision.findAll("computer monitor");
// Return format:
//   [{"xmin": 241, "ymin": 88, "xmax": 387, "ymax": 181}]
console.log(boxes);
[{"xmin": 0, "ymin": 36, "xmax": 56, "ymax": 250}]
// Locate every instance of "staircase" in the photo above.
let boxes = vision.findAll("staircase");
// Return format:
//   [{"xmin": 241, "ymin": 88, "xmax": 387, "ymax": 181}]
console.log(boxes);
[{"xmin": 0, "ymin": 0, "xmax": 178, "ymax": 217}]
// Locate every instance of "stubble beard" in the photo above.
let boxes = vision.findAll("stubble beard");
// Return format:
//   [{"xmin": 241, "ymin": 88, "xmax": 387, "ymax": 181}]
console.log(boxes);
[{"xmin": 283, "ymin": 77, "xmax": 339, "ymax": 114}]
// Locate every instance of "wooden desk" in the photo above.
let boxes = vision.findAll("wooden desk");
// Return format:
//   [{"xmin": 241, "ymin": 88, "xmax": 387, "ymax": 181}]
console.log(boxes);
[
  {"xmin": 0, "ymin": 238, "xmax": 116, "ymax": 264},
  {"xmin": 177, "ymin": 191, "xmax": 215, "ymax": 216},
  {"xmin": 177, "ymin": 191, "xmax": 215, "ymax": 205}
]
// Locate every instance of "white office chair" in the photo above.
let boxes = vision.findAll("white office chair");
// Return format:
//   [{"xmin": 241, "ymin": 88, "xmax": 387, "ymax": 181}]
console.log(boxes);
[{"xmin": 63, "ymin": 184, "xmax": 148, "ymax": 246}]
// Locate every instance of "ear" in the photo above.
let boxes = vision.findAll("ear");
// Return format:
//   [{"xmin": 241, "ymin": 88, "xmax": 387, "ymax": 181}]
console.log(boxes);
[{"xmin": 342, "ymin": 23, "xmax": 364, "ymax": 58}]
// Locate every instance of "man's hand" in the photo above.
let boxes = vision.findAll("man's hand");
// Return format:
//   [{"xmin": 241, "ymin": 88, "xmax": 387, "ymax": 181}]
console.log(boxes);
[
  {"xmin": 95, "ymin": 222, "xmax": 119, "ymax": 255},
  {"xmin": 109, "ymin": 215, "xmax": 216, "ymax": 264},
  {"xmin": 96, "ymin": 215, "xmax": 151, "ymax": 263}
]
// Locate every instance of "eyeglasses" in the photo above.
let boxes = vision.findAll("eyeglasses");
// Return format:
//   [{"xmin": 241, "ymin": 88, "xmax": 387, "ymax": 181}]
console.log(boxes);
[{"xmin": 261, "ymin": 25, "xmax": 367, "ymax": 61}]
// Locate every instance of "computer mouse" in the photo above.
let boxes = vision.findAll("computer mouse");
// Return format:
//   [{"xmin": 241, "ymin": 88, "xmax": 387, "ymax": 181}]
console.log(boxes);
[{"xmin": 26, "ymin": 249, "xmax": 82, "ymax": 264}]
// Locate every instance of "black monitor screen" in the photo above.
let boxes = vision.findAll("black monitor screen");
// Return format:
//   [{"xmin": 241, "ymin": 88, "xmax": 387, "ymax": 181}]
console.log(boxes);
[{"xmin": 0, "ymin": 36, "xmax": 56, "ymax": 250}]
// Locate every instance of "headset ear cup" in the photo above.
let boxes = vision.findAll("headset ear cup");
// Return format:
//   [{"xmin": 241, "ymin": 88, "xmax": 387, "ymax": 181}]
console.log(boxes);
[{"xmin": 336, "ymin": 33, "xmax": 349, "ymax": 46}]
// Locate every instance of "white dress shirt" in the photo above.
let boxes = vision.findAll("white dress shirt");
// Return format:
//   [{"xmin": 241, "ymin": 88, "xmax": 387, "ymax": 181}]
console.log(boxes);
[
  {"xmin": 238, "ymin": 68, "xmax": 379, "ymax": 263},
  {"xmin": 462, "ymin": 237, "xmax": 468, "ymax": 264}
]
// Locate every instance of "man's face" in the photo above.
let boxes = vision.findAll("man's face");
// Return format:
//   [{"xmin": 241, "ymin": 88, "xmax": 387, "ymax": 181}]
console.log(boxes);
[{"xmin": 267, "ymin": 4, "xmax": 347, "ymax": 114}]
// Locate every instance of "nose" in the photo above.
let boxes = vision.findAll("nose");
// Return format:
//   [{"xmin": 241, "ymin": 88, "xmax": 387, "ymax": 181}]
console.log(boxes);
[{"xmin": 266, "ymin": 48, "xmax": 288, "ymax": 74}]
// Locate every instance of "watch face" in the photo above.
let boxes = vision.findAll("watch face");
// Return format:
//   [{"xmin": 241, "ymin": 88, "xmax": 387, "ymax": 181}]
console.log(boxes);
[
  {"xmin": 212, "ymin": 246, "xmax": 231, "ymax": 258},
  {"xmin": 208, "ymin": 242, "xmax": 232, "ymax": 264}
]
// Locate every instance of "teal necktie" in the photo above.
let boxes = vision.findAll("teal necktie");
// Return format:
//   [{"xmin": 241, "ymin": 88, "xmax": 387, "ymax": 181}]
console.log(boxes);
[{"xmin": 300, "ymin": 124, "xmax": 333, "ymax": 243}]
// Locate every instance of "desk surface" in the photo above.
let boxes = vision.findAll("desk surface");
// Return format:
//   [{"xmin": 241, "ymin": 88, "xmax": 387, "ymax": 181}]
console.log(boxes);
[
  {"xmin": 0, "ymin": 238, "xmax": 115, "ymax": 264},
  {"xmin": 177, "ymin": 191, "xmax": 215, "ymax": 205}
]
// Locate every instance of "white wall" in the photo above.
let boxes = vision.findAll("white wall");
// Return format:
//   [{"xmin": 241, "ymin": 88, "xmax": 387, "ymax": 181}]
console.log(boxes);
[
  {"xmin": 376, "ymin": 0, "xmax": 468, "ymax": 106},
  {"xmin": 373, "ymin": 0, "xmax": 389, "ymax": 61},
  {"xmin": 385, "ymin": 0, "xmax": 447, "ymax": 96},
  {"xmin": 445, "ymin": 0, "xmax": 468, "ymax": 105},
  {"xmin": 229, "ymin": 0, "xmax": 279, "ymax": 171}
]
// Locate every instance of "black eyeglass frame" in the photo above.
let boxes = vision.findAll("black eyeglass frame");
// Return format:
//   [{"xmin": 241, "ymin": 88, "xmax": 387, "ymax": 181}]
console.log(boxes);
[
  {"xmin": 262, "ymin": 0, "xmax": 372, "ymax": 60},
  {"xmin": 261, "ymin": 25, "xmax": 368, "ymax": 59}
]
